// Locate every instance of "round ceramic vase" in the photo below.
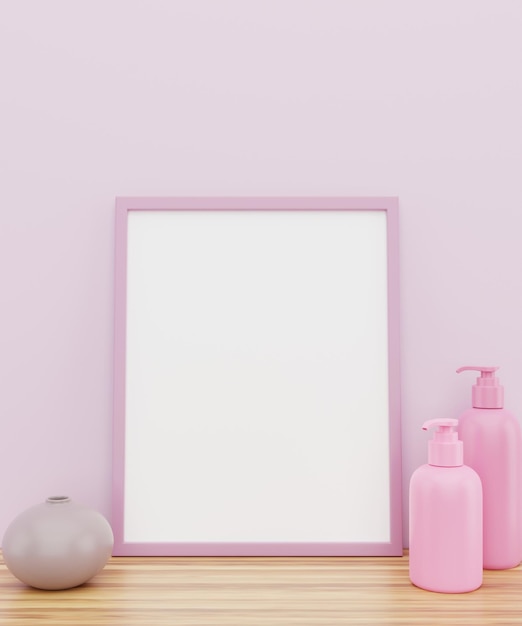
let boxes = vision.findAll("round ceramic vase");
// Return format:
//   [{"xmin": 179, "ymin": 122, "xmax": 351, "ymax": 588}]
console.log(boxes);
[{"xmin": 2, "ymin": 496, "xmax": 114, "ymax": 590}]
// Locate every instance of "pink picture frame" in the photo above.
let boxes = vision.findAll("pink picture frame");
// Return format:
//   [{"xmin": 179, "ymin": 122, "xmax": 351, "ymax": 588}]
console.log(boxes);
[{"xmin": 113, "ymin": 197, "xmax": 401, "ymax": 556}]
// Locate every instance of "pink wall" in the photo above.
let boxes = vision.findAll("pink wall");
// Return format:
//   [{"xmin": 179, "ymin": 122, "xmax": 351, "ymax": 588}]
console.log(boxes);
[{"xmin": 1, "ymin": 0, "xmax": 521, "ymax": 547}]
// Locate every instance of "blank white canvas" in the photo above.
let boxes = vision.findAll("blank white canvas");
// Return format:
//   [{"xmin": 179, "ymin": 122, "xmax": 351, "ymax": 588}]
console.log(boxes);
[{"xmin": 124, "ymin": 209, "xmax": 390, "ymax": 543}]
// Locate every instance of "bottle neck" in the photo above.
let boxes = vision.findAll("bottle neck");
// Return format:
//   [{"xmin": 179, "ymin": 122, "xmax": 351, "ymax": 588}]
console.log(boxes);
[
  {"xmin": 428, "ymin": 440, "xmax": 463, "ymax": 467},
  {"xmin": 473, "ymin": 384, "xmax": 503, "ymax": 409},
  {"xmin": 46, "ymin": 496, "xmax": 71, "ymax": 504}
]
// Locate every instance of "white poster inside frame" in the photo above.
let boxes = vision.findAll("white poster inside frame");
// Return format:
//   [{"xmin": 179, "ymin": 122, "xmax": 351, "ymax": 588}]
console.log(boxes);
[{"xmin": 113, "ymin": 196, "xmax": 402, "ymax": 556}]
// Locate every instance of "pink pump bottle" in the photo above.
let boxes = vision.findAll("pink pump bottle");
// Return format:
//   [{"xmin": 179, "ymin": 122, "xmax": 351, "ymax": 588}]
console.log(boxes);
[
  {"xmin": 409, "ymin": 419, "xmax": 482, "ymax": 593},
  {"xmin": 456, "ymin": 366, "xmax": 522, "ymax": 569}
]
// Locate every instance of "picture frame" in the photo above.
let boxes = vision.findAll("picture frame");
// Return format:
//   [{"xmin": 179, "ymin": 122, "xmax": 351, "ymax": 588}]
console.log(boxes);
[{"xmin": 112, "ymin": 196, "xmax": 402, "ymax": 556}]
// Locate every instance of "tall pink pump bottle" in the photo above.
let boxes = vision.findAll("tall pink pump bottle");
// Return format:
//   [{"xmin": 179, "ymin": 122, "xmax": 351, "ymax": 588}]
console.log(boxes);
[
  {"xmin": 409, "ymin": 419, "xmax": 483, "ymax": 593},
  {"xmin": 456, "ymin": 366, "xmax": 522, "ymax": 569}
]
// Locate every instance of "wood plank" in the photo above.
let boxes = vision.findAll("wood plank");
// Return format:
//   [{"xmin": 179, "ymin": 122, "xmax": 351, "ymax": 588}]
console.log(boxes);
[{"xmin": 1, "ymin": 552, "xmax": 522, "ymax": 624}]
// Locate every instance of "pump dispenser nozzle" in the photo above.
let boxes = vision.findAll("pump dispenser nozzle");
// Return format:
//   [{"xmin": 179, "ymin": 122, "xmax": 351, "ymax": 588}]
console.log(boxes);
[
  {"xmin": 456, "ymin": 366, "xmax": 503, "ymax": 408},
  {"xmin": 422, "ymin": 418, "xmax": 463, "ymax": 467}
]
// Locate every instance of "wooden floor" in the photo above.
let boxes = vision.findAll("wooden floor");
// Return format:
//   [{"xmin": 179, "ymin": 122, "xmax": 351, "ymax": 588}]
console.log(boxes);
[{"xmin": 1, "ymin": 551, "xmax": 522, "ymax": 625}]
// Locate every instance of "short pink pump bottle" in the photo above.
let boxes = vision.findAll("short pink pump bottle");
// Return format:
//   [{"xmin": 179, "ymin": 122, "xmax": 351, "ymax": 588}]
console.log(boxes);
[
  {"xmin": 457, "ymin": 366, "xmax": 522, "ymax": 569},
  {"xmin": 409, "ymin": 419, "xmax": 482, "ymax": 593}
]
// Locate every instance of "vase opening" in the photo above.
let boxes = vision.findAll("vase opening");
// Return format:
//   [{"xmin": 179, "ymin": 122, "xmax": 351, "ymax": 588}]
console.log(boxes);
[{"xmin": 46, "ymin": 496, "xmax": 71, "ymax": 504}]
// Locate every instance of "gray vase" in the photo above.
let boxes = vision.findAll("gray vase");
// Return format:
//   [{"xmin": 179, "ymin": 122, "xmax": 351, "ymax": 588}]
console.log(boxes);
[{"xmin": 2, "ymin": 496, "xmax": 114, "ymax": 590}]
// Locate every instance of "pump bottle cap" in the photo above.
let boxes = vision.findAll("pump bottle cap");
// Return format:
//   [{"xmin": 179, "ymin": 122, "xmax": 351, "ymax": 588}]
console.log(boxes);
[
  {"xmin": 456, "ymin": 366, "xmax": 504, "ymax": 408},
  {"xmin": 422, "ymin": 418, "xmax": 463, "ymax": 467}
]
